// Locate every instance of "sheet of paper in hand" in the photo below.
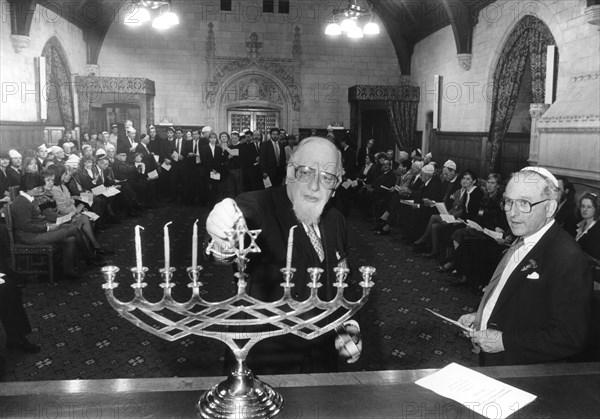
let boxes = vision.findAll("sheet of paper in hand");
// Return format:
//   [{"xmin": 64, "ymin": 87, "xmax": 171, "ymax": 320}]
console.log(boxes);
[{"xmin": 415, "ymin": 363, "xmax": 537, "ymax": 419}]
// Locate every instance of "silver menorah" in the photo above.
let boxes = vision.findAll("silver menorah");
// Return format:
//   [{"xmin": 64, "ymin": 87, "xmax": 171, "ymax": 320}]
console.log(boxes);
[{"xmin": 102, "ymin": 219, "xmax": 375, "ymax": 418}]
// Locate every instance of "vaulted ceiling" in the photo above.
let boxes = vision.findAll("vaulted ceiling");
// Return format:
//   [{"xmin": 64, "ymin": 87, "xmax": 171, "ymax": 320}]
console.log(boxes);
[{"xmin": 7, "ymin": 0, "xmax": 497, "ymax": 74}]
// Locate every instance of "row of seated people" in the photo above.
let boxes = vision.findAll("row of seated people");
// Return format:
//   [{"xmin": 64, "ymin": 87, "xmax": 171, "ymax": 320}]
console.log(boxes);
[{"xmin": 346, "ymin": 150, "xmax": 600, "ymax": 295}]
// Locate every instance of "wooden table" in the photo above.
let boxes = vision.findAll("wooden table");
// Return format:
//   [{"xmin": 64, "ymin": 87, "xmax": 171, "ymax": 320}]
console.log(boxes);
[{"xmin": 1, "ymin": 362, "xmax": 599, "ymax": 418}]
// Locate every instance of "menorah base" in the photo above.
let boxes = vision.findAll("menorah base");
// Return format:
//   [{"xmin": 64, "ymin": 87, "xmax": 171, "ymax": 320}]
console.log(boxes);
[{"xmin": 197, "ymin": 369, "xmax": 283, "ymax": 419}]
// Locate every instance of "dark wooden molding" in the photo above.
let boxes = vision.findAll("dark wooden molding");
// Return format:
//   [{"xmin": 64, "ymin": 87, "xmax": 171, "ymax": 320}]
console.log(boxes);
[{"xmin": 0, "ymin": 120, "xmax": 46, "ymax": 127}]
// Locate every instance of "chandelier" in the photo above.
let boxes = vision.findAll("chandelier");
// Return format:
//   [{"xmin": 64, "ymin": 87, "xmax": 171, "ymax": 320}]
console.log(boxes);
[
  {"xmin": 325, "ymin": 0, "xmax": 380, "ymax": 38},
  {"xmin": 124, "ymin": 0, "xmax": 180, "ymax": 29}
]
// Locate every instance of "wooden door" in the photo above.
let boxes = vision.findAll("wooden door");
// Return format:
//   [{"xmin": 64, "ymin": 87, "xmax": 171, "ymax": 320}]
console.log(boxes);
[{"xmin": 228, "ymin": 109, "xmax": 280, "ymax": 133}]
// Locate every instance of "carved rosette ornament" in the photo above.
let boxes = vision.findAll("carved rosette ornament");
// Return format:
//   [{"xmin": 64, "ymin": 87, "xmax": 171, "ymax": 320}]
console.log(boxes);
[
  {"xmin": 11, "ymin": 35, "xmax": 30, "ymax": 53},
  {"xmin": 457, "ymin": 53, "xmax": 472, "ymax": 71}
]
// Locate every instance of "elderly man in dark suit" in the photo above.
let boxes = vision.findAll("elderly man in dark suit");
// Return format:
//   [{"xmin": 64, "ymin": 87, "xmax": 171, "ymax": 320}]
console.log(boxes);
[
  {"xmin": 206, "ymin": 136, "xmax": 360, "ymax": 375},
  {"xmin": 458, "ymin": 167, "xmax": 593, "ymax": 366},
  {"xmin": 260, "ymin": 127, "xmax": 286, "ymax": 187}
]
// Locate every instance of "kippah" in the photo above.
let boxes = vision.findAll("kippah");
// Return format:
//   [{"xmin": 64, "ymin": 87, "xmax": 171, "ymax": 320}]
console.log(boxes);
[{"xmin": 520, "ymin": 166, "xmax": 559, "ymax": 188}]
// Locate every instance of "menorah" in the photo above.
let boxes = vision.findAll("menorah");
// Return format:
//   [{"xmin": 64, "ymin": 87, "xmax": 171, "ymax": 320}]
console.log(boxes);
[{"xmin": 102, "ymin": 219, "xmax": 375, "ymax": 418}]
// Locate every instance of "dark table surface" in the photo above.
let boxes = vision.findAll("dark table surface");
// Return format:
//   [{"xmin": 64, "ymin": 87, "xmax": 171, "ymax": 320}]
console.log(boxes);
[{"xmin": 1, "ymin": 362, "xmax": 599, "ymax": 418}]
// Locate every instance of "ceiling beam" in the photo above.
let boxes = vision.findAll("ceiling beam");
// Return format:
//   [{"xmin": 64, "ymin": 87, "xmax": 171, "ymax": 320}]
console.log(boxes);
[
  {"xmin": 7, "ymin": 0, "xmax": 37, "ymax": 36},
  {"xmin": 372, "ymin": 1, "xmax": 414, "ymax": 75},
  {"xmin": 441, "ymin": 0, "xmax": 473, "ymax": 54}
]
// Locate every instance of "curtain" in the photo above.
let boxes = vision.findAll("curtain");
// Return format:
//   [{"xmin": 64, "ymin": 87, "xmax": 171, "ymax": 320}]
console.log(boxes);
[
  {"xmin": 488, "ymin": 16, "xmax": 555, "ymax": 172},
  {"xmin": 387, "ymin": 100, "xmax": 418, "ymax": 151},
  {"xmin": 42, "ymin": 38, "xmax": 74, "ymax": 131}
]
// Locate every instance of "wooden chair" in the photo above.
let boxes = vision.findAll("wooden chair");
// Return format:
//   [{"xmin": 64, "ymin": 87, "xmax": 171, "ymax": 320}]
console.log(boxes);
[{"xmin": 5, "ymin": 203, "xmax": 57, "ymax": 283}]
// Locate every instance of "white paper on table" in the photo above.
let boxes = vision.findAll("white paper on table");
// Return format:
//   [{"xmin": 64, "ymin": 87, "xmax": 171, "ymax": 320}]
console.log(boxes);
[
  {"xmin": 341, "ymin": 179, "xmax": 352, "ymax": 189},
  {"xmin": 466, "ymin": 219, "xmax": 484, "ymax": 231},
  {"xmin": 80, "ymin": 192, "xmax": 94, "ymax": 206},
  {"xmin": 435, "ymin": 202, "xmax": 449, "ymax": 215},
  {"xmin": 484, "ymin": 228, "xmax": 503, "ymax": 240},
  {"xmin": 147, "ymin": 170, "xmax": 159, "ymax": 180},
  {"xmin": 56, "ymin": 212, "xmax": 73, "ymax": 226},
  {"xmin": 351, "ymin": 180, "xmax": 359, "ymax": 188},
  {"xmin": 82, "ymin": 211, "xmax": 100, "ymax": 221},
  {"xmin": 161, "ymin": 162, "xmax": 171, "ymax": 171},
  {"xmin": 263, "ymin": 177, "xmax": 272, "ymax": 188},
  {"xmin": 440, "ymin": 214, "xmax": 461, "ymax": 224},
  {"xmin": 229, "ymin": 148, "xmax": 239, "ymax": 156},
  {"xmin": 91, "ymin": 185, "xmax": 107, "ymax": 196},
  {"xmin": 415, "ymin": 363, "xmax": 537, "ymax": 419},
  {"xmin": 153, "ymin": 154, "xmax": 159, "ymax": 163},
  {"xmin": 210, "ymin": 171, "xmax": 221, "ymax": 181}
]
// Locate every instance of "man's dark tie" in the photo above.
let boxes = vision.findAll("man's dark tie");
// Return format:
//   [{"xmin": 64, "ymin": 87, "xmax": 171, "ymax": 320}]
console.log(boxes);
[{"xmin": 307, "ymin": 225, "xmax": 324, "ymax": 262}]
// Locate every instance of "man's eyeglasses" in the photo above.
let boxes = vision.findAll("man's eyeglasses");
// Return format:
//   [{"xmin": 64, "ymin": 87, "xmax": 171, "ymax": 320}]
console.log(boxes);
[
  {"xmin": 294, "ymin": 166, "xmax": 339, "ymax": 190},
  {"xmin": 500, "ymin": 198, "xmax": 549, "ymax": 213}
]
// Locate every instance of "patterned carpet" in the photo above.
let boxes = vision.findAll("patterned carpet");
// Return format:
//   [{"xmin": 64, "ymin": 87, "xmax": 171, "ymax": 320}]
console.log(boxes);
[{"xmin": 1, "ymin": 201, "xmax": 481, "ymax": 382}]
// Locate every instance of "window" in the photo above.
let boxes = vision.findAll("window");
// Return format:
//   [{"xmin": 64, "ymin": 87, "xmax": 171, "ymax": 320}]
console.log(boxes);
[
  {"xmin": 263, "ymin": 0, "xmax": 274, "ymax": 13},
  {"xmin": 220, "ymin": 0, "xmax": 232, "ymax": 11},
  {"xmin": 278, "ymin": 0, "xmax": 289, "ymax": 14}
]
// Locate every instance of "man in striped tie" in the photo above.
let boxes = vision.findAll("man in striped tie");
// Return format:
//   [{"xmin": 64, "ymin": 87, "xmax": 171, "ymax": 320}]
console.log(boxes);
[
  {"xmin": 206, "ymin": 136, "xmax": 361, "ymax": 374},
  {"xmin": 458, "ymin": 167, "xmax": 593, "ymax": 366}
]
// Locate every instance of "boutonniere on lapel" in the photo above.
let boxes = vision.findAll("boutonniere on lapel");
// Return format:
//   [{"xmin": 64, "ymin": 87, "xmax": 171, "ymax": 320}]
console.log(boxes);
[{"xmin": 521, "ymin": 259, "xmax": 539, "ymax": 279}]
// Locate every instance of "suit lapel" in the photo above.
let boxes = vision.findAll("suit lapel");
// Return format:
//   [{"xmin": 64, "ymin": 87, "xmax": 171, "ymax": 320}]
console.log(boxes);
[{"xmin": 490, "ymin": 223, "xmax": 559, "ymax": 320}]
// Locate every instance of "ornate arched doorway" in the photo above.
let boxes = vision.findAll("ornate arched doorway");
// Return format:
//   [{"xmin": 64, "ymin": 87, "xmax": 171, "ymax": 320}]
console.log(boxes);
[{"xmin": 488, "ymin": 15, "xmax": 557, "ymax": 173}]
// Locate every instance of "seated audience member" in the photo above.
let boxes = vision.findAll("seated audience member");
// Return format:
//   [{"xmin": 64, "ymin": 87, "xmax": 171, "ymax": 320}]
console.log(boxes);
[
  {"xmin": 49, "ymin": 165, "xmax": 113, "ymax": 257},
  {"xmin": 10, "ymin": 173, "xmax": 81, "ymax": 279},
  {"xmin": 376, "ymin": 163, "xmax": 442, "ymax": 238},
  {"xmin": 555, "ymin": 176, "xmax": 578, "ymax": 237},
  {"xmin": 0, "ymin": 152, "xmax": 11, "ymax": 205},
  {"xmin": 35, "ymin": 144, "xmax": 49, "ymax": 172},
  {"xmin": 0, "ymin": 272, "xmax": 41, "ymax": 354},
  {"xmin": 450, "ymin": 173, "xmax": 509, "ymax": 290},
  {"xmin": 440, "ymin": 160, "xmax": 461, "ymax": 209},
  {"xmin": 423, "ymin": 152, "xmax": 433, "ymax": 166},
  {"xmin": 575, "ymin": 192, "xmax": 600, "ymax": 270},
  {"xmin": 73, "ymin": 156, "xmax": 112, "ymax": 222},
  {"xmin": 413, "ymin": 170, "xmax": 484, "ymax": 263},
  {"xmin": 6, "ymin": 150, "xmax": 23, "ymax": 188},
  {"xmin": 23, "ymin": 157, "xmax": 40, "ymax": 174},
  {"xmin": 366, "ymin": 158, "xmax": 396, "ymax": 219},
  {"xmin": 458, "ymin": 167, "xmax": 592, "ymax": 366},
  {"xmin": 62, "ymin": 142, "xmax": 76, "ymax": 159},
  {"xmin": 357, "ymin": 154, "xmax": 379, "ymax": 186}
]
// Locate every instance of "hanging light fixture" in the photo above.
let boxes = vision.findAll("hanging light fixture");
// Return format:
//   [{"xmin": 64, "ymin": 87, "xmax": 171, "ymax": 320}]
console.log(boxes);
[
  {"xmin": 124, "ymin": 0, "xmax": 179, "ymax": 29},
  {"xmin": 325, "ymin": 0, "xmax": 379, "ymax": 39}
]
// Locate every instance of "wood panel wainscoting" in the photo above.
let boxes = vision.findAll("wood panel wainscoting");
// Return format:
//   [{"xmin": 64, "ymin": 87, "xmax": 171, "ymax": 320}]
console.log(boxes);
[
  {"xmin": 429, "ymin": 131, "xmax": 530, "ymax": 179},
  {"xmin": 0, "ymin": 121, "xmax": 45, "ymax": 151}
]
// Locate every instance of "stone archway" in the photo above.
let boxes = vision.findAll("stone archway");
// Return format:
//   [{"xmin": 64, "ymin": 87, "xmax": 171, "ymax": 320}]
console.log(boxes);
[{"xmin": 214, "ymin": 69, "xmax": 297, "ymax": 134}]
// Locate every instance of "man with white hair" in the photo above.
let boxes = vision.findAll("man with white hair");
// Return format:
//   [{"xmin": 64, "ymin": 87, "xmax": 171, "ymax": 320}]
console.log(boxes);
[
  {"xmin": 458, "ymin": 167, "xmax": 592, "ymax": 366},
  {"xmin": 6, "ymin": 150, "xmax": 22, "ymax": 188},
  {"xmin": 35, "ymin": 144, "xmax": 48, "ymax": 172},
  {"xmin": 118, "ymin": 127, "xmax": 138, "ymax": 160},
  {"xmin": 206, "ymin": 137, "xmax": 361, "ymax": 374}
]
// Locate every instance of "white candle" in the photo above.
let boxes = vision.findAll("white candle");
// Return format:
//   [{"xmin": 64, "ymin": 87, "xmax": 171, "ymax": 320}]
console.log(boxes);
[
  {"xmin": 192, "ymin": 219, "xmax": 198, "ymax": 269},
  {"xmin": 285, "ymin": 226, "xmax": 297, "ymax": 269},
  {"xmin": 164, "ymin": 221, "xmax": 172, "ymax": 270},
  {"xmin": 135, "ymin": 225, "xmax": 144, "ymax": 271}
]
